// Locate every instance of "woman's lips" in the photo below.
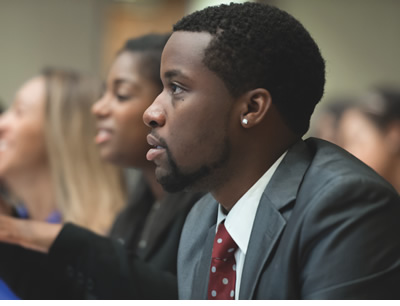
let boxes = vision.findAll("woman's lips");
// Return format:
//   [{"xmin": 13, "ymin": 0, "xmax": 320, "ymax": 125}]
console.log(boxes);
[
  {"xmin": 95, "ymin": 129, "xmax": 112, "ymax": 144},
  {"xmin": 0, "ymin": 140, "xmax": 8, "ymax": 152}
]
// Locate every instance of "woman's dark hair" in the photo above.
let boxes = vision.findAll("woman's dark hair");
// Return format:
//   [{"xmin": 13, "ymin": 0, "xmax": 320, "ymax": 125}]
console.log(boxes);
[
  {"xmin": 359, "ymin": 87, "xmax": 400, "ymax": 131},
  {"xmin": 121, "ymin": 33, "xmax": 171, "ymax": 91}
]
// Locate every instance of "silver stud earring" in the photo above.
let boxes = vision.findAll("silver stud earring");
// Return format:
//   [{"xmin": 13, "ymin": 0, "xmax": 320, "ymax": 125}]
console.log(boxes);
[{"xmin": 242, "ymin": 118, "xmax": 248, "ymax": 125}]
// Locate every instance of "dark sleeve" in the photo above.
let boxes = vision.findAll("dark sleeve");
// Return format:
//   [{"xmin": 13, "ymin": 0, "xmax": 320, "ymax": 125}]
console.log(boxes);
[
  {"xmin": 47, "ymin": 223, "xmax": 178, "ymax": 299},
  {"xmin": 299, "ymin": 177, "xmax": 400, "ymax": 299},
  {"xmin": 0, "ymin": 242, "xmax": 59, "ymax": 299}
]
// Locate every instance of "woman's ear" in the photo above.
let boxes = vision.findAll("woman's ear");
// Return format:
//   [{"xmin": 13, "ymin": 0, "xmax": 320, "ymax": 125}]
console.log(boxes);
[{"xmin": 240, "ymin": 88, "xmax": 272, "ymax": 128}]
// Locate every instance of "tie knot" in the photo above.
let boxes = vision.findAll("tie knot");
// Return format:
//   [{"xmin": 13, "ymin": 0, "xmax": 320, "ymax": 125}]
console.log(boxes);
[{"xmin": 212, "ymin": 222, "xmax": 238, "ymax": 260}]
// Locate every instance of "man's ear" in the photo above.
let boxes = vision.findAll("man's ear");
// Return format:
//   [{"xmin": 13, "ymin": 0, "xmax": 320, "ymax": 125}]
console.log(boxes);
[{"xmin": 239, "ymin": 88, "xmax": 272, "ymax": 128}]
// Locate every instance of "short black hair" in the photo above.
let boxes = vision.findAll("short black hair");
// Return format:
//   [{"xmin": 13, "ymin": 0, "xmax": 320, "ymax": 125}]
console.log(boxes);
[
  {"xmin": 122, "ymin": 33, "xmax": 171, "ymax": 90},
  {"xmin": 173, "ymin": 2, "xmax": 325, "ymax": 136}
]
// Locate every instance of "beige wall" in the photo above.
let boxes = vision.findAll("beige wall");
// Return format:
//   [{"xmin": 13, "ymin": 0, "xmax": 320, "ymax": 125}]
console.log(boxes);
[
  {"xmin": 0, "ymin": 0, "xmax": 104, "ymax": 106},
  {"xmin": 1, "ymin": 0, "xmax": 399, "ymax": 113},
  {"xmin": 272, "ymin": 0, "xmax": 400, "ymax": 106}
]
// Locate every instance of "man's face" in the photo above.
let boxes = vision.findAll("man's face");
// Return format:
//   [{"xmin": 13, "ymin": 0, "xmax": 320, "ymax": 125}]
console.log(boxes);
[{"xmin": 143, "ymin": 32, "xmax": 238, "ymax": 193}]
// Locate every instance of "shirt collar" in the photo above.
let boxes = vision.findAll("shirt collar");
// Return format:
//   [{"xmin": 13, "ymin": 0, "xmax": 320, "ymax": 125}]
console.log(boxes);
[{"xmin": 217, "ymin": 151, "xmax": 287, "ymax": 254}]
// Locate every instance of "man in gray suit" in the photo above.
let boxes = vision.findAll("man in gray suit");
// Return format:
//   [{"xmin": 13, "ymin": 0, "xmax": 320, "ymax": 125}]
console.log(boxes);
[
  {"xmin": 143, "ymin": 2, "xmax": 400, "ymax": 299},
  {"xmin": 1, "ymin": 2, "xmax": 399, "ymax": 300}
]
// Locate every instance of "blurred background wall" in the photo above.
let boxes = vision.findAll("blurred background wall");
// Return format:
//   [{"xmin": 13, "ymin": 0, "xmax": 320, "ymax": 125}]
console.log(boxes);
[
  {"xmin": 272, "ymin": 0, "xmax": 400, "ymax": 125},
  {"xmin": 0, "ymin": 0, "xmax": 104, "ymax": 106},
  {"xmin": 1, "ymin": 0, "xmax": 400, "ymax": 124}
]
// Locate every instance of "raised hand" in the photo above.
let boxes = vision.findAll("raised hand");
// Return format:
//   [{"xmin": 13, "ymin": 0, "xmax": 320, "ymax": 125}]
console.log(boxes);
[{"xmin": 0, "ymin": 215, "xmax": 62, "ymax": 253}]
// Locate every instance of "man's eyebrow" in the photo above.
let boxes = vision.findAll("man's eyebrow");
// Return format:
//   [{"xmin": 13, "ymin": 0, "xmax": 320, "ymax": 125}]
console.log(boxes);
[{"xmin": 164, "ymin": 69, "xmax": 190, "ymax": 81}]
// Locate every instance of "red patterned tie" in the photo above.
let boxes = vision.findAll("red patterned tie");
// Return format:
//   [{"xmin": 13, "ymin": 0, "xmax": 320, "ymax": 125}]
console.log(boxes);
[{"xmin": 207, "ymin": 221, "xmax": 238, "ymax": 299}]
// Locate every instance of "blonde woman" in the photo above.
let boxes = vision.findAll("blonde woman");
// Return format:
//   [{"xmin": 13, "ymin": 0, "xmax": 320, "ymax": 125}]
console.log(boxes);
[{"xmin": 0, "ymin": 68, "xmax": 126, "ymax": 234}]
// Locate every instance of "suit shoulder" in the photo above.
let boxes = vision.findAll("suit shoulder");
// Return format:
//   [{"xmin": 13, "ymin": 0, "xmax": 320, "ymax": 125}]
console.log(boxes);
[{"xmin": 304, "ymin": 138, "xmax": 396, "ymax": 193}]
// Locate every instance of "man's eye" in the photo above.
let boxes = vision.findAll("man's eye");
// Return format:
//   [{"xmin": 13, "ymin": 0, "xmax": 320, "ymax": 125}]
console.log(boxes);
[{"xmin": 171, "ymin": 84, "xmax": 184, "ymax": 94}]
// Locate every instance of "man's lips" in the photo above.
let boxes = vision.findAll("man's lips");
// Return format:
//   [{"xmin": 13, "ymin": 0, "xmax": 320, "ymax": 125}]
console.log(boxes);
[
  {"xmin": 146, "ymin": 134, "xmax": 166, "ymax": 161},
  {"xmin": 95, "ymin": 128, "xmax": 113, "ymax": 144}
]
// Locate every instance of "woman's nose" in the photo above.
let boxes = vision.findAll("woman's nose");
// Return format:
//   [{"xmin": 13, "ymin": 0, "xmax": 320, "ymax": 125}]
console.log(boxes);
[
  {"xmin": 92, "ymin": 94, "xmax": 111, "ymax": 117},
  {"xmin": 0, "ymin": 112, "xmax": 11, "ymax": 134}
]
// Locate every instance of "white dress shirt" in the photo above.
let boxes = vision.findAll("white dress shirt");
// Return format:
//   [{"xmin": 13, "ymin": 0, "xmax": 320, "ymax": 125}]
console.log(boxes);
[{"xmin": 216, "ymin": 152, "xmax": 287, "ymax": 299}]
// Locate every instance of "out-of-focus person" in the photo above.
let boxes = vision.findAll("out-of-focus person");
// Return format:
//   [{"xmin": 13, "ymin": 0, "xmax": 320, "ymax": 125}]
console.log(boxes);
[
  {"xmin": 0, "ymin": 105, "xmax": 10, "ymax": 215},
  {"xmin": 337, "ymin": 87, "xmax": 400, "ymax": 193},
  {"xmin": 311, "ymin": 98, "xmax": 354, "ymax": 145},
  {"xmin": 0, "ymin": 104, "xmax": 12, "ymax": 216},
  {"xmin": 0, "ymin": 103, "xmax": 19, "ymax": 300},
  {"xmin": 93, "ymin": 33, "xmax": 203, "ymax": 271},
  {"xmin": 0, "ymin": 184, "xmax": 13, "ymax": 217},
  {"xmin": 0, "ymin": 68, "xmax": 126, "ymax": 233},
  {"xmin": 0, "ymin": 34, "xmax": 202, "ymax": 299}
]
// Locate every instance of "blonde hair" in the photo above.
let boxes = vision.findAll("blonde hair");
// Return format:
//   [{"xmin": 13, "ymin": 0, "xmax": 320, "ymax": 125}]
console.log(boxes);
[{"xmin": 42, "ymin": 68, "xmax": 126, "ymax": 234}]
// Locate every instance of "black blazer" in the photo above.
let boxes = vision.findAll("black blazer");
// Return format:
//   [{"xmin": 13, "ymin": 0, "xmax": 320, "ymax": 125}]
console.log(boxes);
[
  {"xmin": 109, "ymin": 177, "xmax": 203, "ymax": 274},
  {"xmin": 0, "ymin": 178, "xmax": 202, "ymax": 299}
]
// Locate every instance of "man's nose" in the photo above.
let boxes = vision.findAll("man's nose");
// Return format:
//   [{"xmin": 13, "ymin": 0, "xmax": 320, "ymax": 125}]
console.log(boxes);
[{"xmin": 143, "ymin": 94, "xmax": 166, "ymax": 128}]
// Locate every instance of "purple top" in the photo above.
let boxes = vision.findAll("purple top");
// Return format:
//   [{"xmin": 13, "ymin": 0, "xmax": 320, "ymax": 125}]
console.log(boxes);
[
  {"xmin": 0, "ymin": 279, "xmax": 19, "ymax": 300},
  {"xmin": 14, "ymin": 205, "xmax": 62, "ymax": 223}
]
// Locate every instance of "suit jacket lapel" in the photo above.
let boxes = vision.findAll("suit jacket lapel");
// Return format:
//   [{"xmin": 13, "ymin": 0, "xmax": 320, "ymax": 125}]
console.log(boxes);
[
  {"xmin": 178, "ymin": 194, "xmax": 218, "ymax": 299},
  {"xmin": 239, "ymin": 140, "xmax": 312, "ymax": 299},
  {"xmin": 190, "ymin": 225, "xmax": 216, "ymax": 299},
  {"xmin": 239, "ymin": 195, "xmax": 286, "ymax": 299}
]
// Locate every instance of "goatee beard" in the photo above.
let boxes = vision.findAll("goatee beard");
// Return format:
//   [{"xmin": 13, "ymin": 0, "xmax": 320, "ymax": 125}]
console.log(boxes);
[{"xmin": 158, "ymin": 137, "xmax": 231, "ymax": 193}]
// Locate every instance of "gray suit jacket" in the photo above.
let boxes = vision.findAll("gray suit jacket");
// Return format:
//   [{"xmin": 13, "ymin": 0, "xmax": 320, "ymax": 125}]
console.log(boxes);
[{"xmin": 178, "ymin": 138, "xmax": 400, "ymax": 299}]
